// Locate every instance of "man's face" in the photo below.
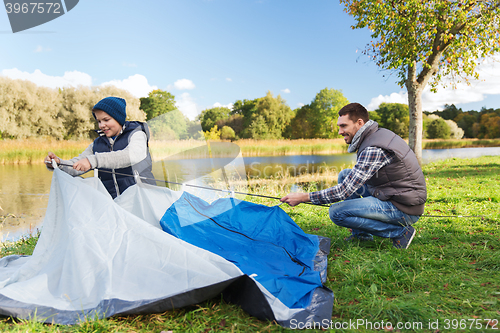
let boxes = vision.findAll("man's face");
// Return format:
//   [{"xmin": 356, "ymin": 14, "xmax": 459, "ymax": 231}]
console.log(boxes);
[{"xmin": 337, "ymin": 115, "xmax": 365, "ymax": 144}]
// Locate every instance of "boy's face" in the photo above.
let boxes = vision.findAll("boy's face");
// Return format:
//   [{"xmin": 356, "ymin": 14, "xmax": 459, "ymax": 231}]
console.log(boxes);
[
  {"xmin": 337, "ymin": 115, "xmax": 365, "ymax": 144},
  {"xmin": 93, "ymin": 110, "xmax": 122, "ymax": 137}
]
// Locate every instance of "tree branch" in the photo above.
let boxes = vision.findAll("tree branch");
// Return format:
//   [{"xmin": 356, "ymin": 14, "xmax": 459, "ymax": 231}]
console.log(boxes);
[{"xmin": 416, "ymin": 27, "xmax": 446, "ymax": 86}]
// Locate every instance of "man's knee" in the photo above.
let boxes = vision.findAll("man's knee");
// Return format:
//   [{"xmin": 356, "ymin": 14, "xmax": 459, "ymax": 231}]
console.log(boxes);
[
  {"xmin": 329, "ymin": 204, "xmax": 348, "ymax": 227},
  {"xmin": 337, "ymin": 168, "xmax": 352, "ymax": 184}
]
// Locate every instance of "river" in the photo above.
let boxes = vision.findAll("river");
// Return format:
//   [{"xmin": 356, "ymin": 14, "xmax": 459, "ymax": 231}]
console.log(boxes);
[{"xmin": 1, "ymin": 146, "xmax": 499, "ymax": 241}]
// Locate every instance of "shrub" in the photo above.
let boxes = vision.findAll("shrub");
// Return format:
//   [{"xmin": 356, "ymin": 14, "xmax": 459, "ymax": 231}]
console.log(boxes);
[
  {"xmin": 427, "ymin": 118, "xmax": 451, "ymax": 139},
  {"xmin": 220, "ymin": 126, "xmax": 236, "ymax": 141}
]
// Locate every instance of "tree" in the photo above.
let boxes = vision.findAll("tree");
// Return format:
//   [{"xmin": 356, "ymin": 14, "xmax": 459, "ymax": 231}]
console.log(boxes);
[
  {"xmin": 186, "ymin": 119, "xmax": 204, "ymax": 140},
  {"xmin": 231, "ymin": 98, "xmax": 259, "ymax": 138},
  {"xmin": 204, "ymin": 125, "xmax": 221, "ymax": 141},
  {"xmin": 375, "ymin": 103, "xmax": 410, "ymax": 138},
  {"xmin": 341, "ymin": 0, "xmax": 500, "ymax": 164},
  {"xmin": 368, "ymin": 110, "xmax": 381, "ymax": 123},
  {"xmin": 436, "ymin": 104, "xmax": 462, "ymax": 120},
  {"xmin": 290, "ymin": 105, "xmax": 315, "ymax": 139},
  {"xmin": 309, "ymin": 88, "xmax": 349, "ymax": 138},
  {"xmin": 140, "ymin": 89, "xmax": 176, "ymax": 121},
  {"xmin": 479, "ymin": 113, "xmax": 500, "ymax": 138},
  {"xmin": 454, "ymin": 111, "xmax": 479, "ymax": 138},
  {"xmin": 148, "ymin": 109, "xmax": 188, "ymax": 140},
  {"xmin": 252, "ymin": 91, "xmax": 294, "ymax": 139},
  {"xmin": 197, "ymin": 106, "xmax": 232, "ymax": 132},
  {"xmin": 220, "ymin": 126, "xmax": 236, "ymax": 141},
  {"xmin": 217, "ymin": 114, "xmax": 244, "ymax": 139},
  {"xmin": 289, "ymin": 88, "xmax": 349, "ymax": 139},
  {"xmin": 0, "ymin": 77, "xmax": 64, "ymax": 139},
  {"xmin": 426, "ymin": 118, "xmax": 451, "ymax": 139},
  {"xmin": 444, "ymin": 119, "xmax": 464, "ymax": 139},
  {"xmin": 232, "ymin": 92, "xmax": 293, "ymax": 139}
]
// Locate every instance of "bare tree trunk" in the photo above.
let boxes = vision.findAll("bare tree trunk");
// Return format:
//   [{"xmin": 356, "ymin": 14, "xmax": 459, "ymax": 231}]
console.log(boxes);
[{"xmin": 406, "ymin": 64, "xmax": 424, "ymax": 166}]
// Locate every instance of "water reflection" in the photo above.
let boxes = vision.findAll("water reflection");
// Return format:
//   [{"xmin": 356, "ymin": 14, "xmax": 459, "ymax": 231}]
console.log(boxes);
[
  {"xmin": 423, "ymin": 147, "xmax": 500, "ymax": 164},
  {"xmin": 244, "ymin": 154, "xmax": 356, "ymax": 179},
  {"xmin": 0, "ymin": 165, "xmax": 52, "ymax": 241}
]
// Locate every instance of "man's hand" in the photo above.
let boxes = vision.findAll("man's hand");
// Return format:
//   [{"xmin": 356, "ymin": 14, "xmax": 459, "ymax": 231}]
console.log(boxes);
[
  {"xmin": 73, "ymin": 158, "xmax": 91, "ymax": 172},
  {"xmin": 44, "ymin": 152, "xmax": 60, "ymax": 169},
  {"xmin": 280, "ymin": 193, "xmax": 310, "ymax": 207}
]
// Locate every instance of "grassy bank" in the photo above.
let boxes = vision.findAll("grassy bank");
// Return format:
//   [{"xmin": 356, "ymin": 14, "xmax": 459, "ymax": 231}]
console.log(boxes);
[
  {"xmin": 423, "ymin": 138, "xmax": 500, "ymax": 149},
  {"xmin": 236, "ymin": 138, "xmax": 348, "ymax": 156},
  {"xmin": 1, "ymin": 155, "xmax": 499, "ymax": 332}
]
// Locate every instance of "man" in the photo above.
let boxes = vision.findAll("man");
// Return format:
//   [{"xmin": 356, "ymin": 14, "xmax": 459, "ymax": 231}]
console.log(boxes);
[{"xmin": 280, "ymin": 103, "xmax": 427, "ymax": 249}]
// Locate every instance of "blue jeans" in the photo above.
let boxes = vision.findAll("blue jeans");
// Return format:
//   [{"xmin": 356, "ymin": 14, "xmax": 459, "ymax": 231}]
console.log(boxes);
[{"xmin": 329, "ymin": 169, "xmax": 420, "ymax": 239}]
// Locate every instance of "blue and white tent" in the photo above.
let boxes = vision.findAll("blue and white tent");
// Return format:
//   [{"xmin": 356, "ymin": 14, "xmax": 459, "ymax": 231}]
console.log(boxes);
[{"xmin": 0, "ymin": 168, "xmax": 333, "ymax": 327}]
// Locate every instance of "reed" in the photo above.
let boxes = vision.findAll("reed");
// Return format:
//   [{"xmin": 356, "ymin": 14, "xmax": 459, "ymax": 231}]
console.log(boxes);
[
  {"xmin": 423, "ymin": 138, "xmax": 500, "ymax": 149},
  {"xmin": 0, "ymin": 138, "xmax": 92, "ymax": 164},
  {"xmin": 149, "ymin": 139, "xmax": 209, "ymax": 160},
  {"xmin": 236, "ymin": 138, "xmax": 348, "ymax": 156}
]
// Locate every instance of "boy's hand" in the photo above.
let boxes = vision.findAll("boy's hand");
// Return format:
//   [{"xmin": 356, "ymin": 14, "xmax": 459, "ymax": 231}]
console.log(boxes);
[
  {"xmin": 73, "ymin": 158, "xmax": 91, "ymax": 172},
  {"xmin": 44, "ymin": 152, "xmax": 60, "ymax": 169}
]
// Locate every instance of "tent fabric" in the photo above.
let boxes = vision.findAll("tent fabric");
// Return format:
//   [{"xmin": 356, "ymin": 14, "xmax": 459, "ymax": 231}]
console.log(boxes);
[
  {"xmin": 0, "ymin": 168, "xmax": 333, "ymax": 327},
  {"xmin": 160, "ymin": 192, "xmax": 324, "ymax": 309}
]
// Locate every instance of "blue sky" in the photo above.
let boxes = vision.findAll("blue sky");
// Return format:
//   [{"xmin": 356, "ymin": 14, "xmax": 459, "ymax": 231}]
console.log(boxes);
[{"xmin": 2, "ymin": 0, "xmax": 500, "ymax": 120}]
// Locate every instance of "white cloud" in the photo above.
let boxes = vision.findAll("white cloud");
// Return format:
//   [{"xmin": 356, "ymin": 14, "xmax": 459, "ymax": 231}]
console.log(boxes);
[
  {"xmin": 225, "ymin": 78, "xmax": 232, "ymax": 82},
  {"xmin": 281, "ymin": 88, "xmax": 291, "ymax": 94},
  {"xmin": 176, "ymin": 92, "xmax": 201, "ymax": 120},
  {"xmin": 169, "ymin": 78, "xmax": 195, "ymax": 90},
  {"xmin": 367, "ymin": 92, "xmax": 407, "ymax": 111},
  {"xmin": 34, "ymin": 45, "xmax": 51, "ymax": 53},
  {"xmin": 1, "ymin": 68, "xmax": 92, "ymax": 88},
  {"xmin": 1, "ymin": 68, "xmax": 157, "ymax": 99},
  {"xmin": 368, "ymin": 55, "xmax": 500, "ymax": 111},
  {"xmin": 297, "ymin": 103, "xmax": 305, "ymax": 107},
  {"xmin": 213, "ymin": 102, "xmax": 234, "ymax": 110},
  {"xmin": 101, "ymin": 74, "xmax": 157, "ymax": 98}
]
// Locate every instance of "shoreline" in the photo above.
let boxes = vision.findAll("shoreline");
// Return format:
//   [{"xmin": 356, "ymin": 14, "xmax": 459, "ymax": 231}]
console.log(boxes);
[{"xmin": 0, "ymin": 138, "xmax": 499, "ymax": 164}]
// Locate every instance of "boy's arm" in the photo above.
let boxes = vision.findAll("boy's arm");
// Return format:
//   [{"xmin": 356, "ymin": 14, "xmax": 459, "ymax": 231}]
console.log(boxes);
[{"xmin": 93, "ymin": 131, "xmax": 148, "ymax": 169}]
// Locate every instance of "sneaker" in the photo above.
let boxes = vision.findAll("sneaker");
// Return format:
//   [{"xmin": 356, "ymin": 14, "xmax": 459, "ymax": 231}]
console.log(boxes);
[
  {"xmin": 392, "ymin": 226, "xmax": 416, "ymax": 249},
  {"xmin": 345, "ymin": 233, "xmax": 374, "ymax": 242}
]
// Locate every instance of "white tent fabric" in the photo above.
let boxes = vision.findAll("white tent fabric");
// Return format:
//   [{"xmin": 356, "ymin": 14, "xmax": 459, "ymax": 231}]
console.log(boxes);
[{"xmin": 0, "ymin": 168, "xmax": 332, "ymax": 326}]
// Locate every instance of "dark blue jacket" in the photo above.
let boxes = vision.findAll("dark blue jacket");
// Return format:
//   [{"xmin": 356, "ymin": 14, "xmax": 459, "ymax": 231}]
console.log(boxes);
[{"xmin": 93, "ymin": 121, "xmax": 155, "ymax": 198}]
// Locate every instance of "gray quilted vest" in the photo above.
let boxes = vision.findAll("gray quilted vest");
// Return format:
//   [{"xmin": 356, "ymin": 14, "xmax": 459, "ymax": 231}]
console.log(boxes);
[{"xmin": 357, "ymin": 122, "xmax": 427, "ymax": 215}]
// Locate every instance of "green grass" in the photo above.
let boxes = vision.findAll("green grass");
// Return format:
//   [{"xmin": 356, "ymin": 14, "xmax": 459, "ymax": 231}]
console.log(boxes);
[{"xmin": 1, "ymin": 156, "xmax": 499, "ymax": 332}]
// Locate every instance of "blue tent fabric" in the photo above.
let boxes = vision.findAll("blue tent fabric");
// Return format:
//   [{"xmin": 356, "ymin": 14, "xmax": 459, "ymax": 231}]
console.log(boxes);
[{"xmin": 160, "ymin": 192, "xmax": 330, "ymax": 311}]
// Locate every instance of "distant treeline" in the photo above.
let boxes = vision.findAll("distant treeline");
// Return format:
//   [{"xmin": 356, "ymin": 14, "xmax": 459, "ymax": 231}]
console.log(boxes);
[
  {"xmin": 1, "ymin": 76, "xmax": 499, "ymax": 140},
  {"xmin": 198, "ymin": 93, "xmax": 499, "ymax": 140},
  {"xmin": 0, "ymin": 77, "xmax": 146, "ymax": 140},
  {"xmin": 423, "ymin": 104, "xmax": 500, "ymax": 139}
]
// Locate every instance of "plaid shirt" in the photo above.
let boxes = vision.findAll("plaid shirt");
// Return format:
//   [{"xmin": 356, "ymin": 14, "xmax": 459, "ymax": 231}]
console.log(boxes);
[{"xmin": 309, "ymin": 147, "xmax": 395, "ymax": 205}]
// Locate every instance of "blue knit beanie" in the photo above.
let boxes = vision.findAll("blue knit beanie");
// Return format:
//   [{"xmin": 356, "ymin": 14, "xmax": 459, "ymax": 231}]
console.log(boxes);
[{"xmin": 92, "ymin": 97, "xmax": 127, "ymax": 126}]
